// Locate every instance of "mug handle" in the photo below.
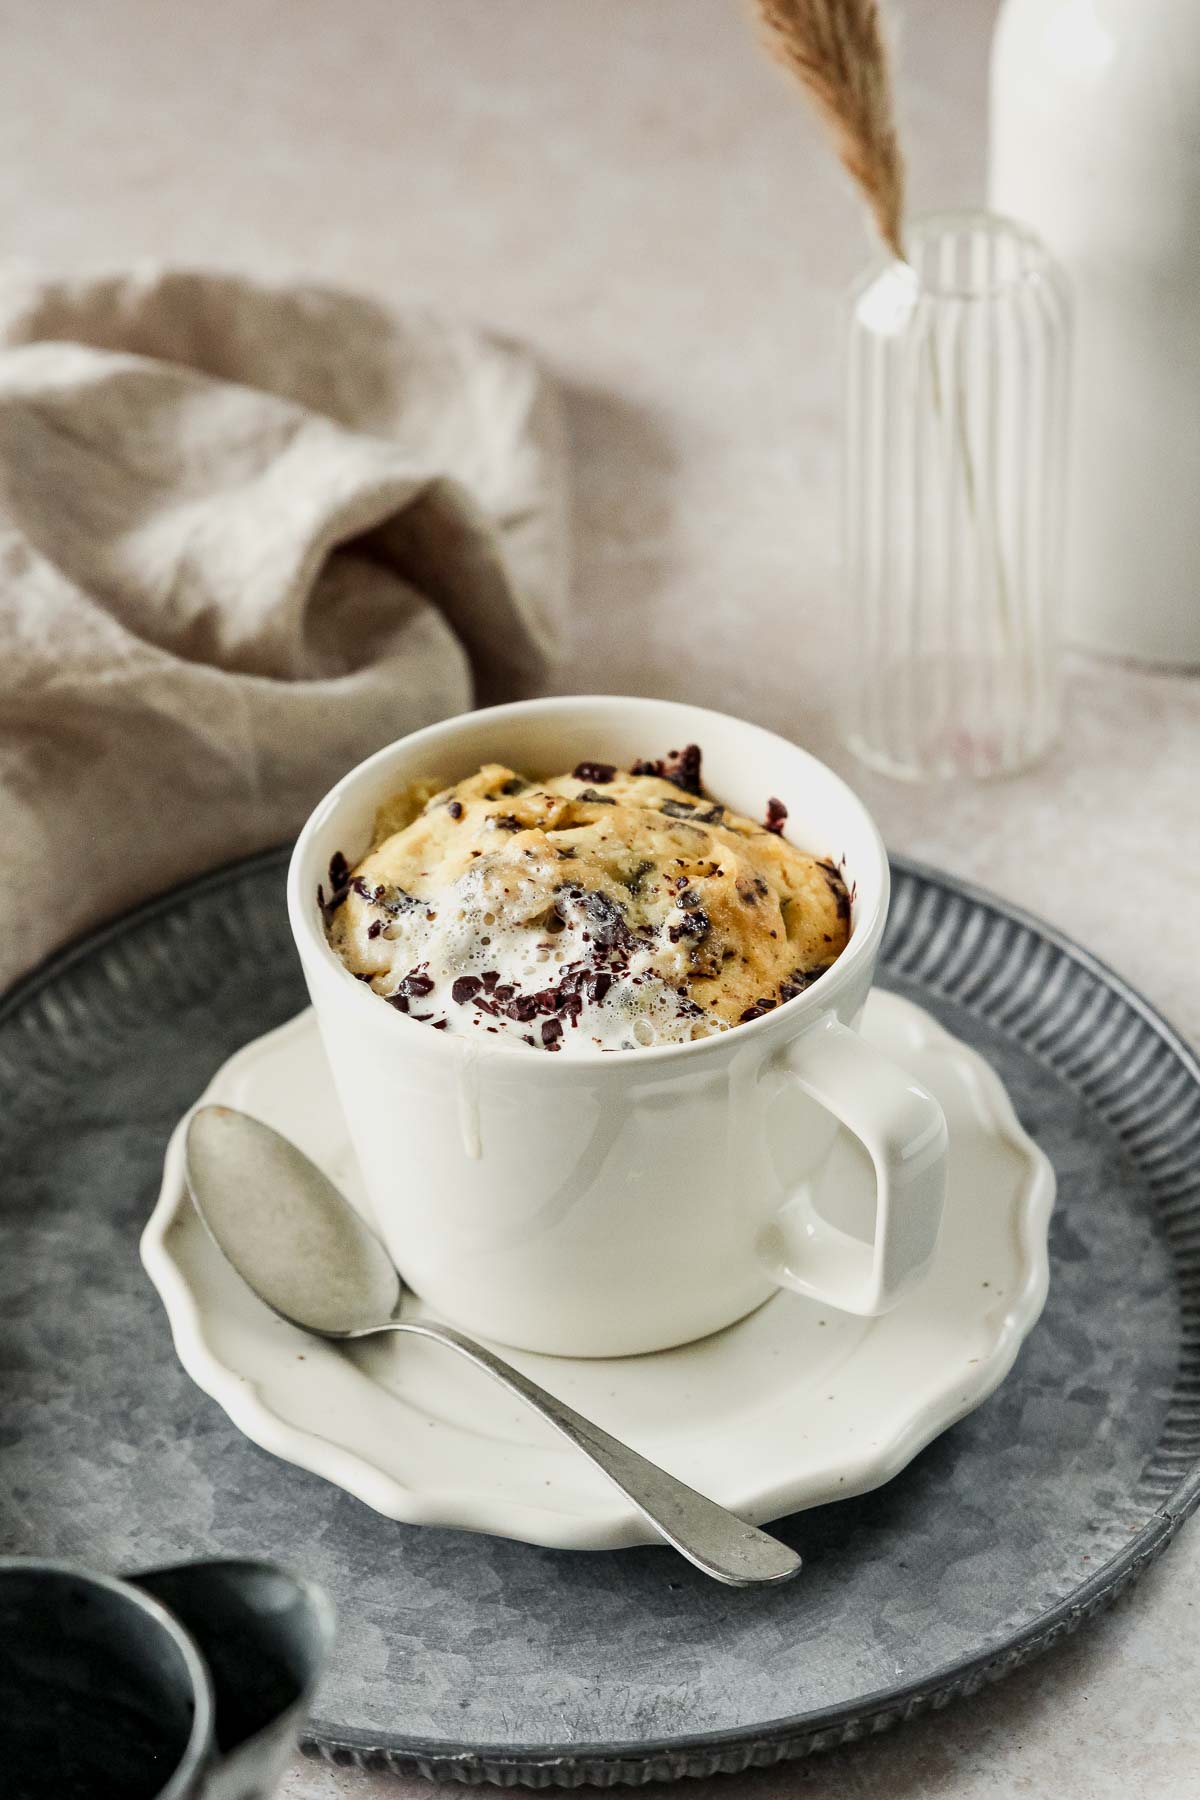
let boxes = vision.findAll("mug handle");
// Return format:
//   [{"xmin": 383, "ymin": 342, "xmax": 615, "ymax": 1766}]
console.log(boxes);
[{"xmin": 758, "ymin": 1012, "xmax": 948, "ymax": 1316}]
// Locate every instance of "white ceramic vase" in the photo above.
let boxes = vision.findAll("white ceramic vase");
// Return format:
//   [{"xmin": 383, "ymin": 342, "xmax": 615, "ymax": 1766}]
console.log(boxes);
[{"xmin": 990, "ymin": 0, "xmax": 1200, "ymax": 667}]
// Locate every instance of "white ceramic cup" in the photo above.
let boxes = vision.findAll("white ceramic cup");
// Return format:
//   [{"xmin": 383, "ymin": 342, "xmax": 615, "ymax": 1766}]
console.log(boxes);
[{"xmin": 287, "ymin": 696, "xmax": 947, "ymax": 1357}]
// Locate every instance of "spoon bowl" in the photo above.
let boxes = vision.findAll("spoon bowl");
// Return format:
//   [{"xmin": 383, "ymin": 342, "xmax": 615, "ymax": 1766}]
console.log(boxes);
[{"xmin": 186, "ymin": 1106, "xmax": 400, "ymax": 1335}]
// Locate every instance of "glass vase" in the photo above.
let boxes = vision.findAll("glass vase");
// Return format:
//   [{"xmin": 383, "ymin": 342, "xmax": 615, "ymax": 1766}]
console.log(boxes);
[{"xmin": 840, "ymin": 211, "xmax": 1072, "ymax": 781}]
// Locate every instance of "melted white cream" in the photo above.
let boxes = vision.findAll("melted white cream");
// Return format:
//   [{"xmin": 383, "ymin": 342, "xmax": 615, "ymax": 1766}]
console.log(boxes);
[{"xmin": 350, "ymin": 853, "xmax": 725, "ymax": 1055}]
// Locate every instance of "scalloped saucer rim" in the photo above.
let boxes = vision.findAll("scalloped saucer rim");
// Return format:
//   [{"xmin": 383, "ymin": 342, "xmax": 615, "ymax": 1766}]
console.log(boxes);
[{"xmin": 140, "ymin": 991, "xmax": 1054, "ymax": 1551}]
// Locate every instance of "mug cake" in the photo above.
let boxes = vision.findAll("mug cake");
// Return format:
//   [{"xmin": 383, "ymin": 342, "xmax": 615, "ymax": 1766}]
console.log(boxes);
[{"xmin": 322, "ymin": 745, "xmax": 851, "ymax": 1053}]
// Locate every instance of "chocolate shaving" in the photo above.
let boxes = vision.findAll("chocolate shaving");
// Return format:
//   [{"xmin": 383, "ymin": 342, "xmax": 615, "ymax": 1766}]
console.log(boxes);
[{"xmin": 390, "ymin": 970, "xmax": 435, "ymax": 1007}]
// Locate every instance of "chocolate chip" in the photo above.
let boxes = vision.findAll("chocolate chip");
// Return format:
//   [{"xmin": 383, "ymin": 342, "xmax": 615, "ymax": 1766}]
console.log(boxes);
[
  {"xmin": 573, "ymin": 761, "xmax": 617, "ymax": 784},
  {"xmin": 819, "ymin": 861, "xmax": 852, "ymax": 921},
  {"xmin": 777, "ymin": 965, "xmax": 834, "ymax": 1005},
  {"xmin": 668, "ymin": 903, "xmax": 711, "ymax": 943},
  {"xmin": 739, "ymin": 1000, "xmax": 775, "ymax": 1023},
  {"xmin": 579, "ymin": 888, "xmax": 632, "ymax": 950},
  {"xmin": 541, "ymin": 1017, "xmax": 563, "ymax": 1050},
  {"xmin": 320, "ymin": 851, "xmax": 354, "ymax": 917},
  {"xmin": 452, "ymin": 975, "xmax": 482, "ymax": 1005},
  {"xmin": 662, "ymin": 744, "xmax": 703, "ymax": 795},
  {"xmin": 765, "ymin": 797, "xmax": 788, "ymax": 835},
  {"xmin": 489, "ymin": 814, "xmax": 523, "ymax": 832},
  {"xmin": 447, "ymin": 800, "xmax": 464, "ymax": 820},
  {"xmin": 367, "ymin": 919, "xmax": 385, "ymax": 939},
  {"xmin": 500, "ymin": 776, "xmax": 526, "ymax": 796},
  {"xmin": 697, "ymin": 804, "xmax": 725, "ymax": 824},
  {"xmin": 576, "ymin": 788, "xmax": 617, "ymax": 804},
  {"xmin": 353, "ymin": 877, "xmax": 421, "ymax": 916},
  {"xmin": 660, "ymin": 799, "xmax": 698, "ymax": 819}
]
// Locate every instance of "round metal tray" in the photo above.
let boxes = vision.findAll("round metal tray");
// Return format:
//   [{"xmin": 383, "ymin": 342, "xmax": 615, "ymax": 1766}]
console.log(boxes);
[{"xmin": 1, "ymin": 851, "xmax": 1197, "ymax": 1786}]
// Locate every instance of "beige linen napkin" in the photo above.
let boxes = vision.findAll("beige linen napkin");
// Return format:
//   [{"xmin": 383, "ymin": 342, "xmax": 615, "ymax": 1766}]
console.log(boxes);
[{"xmin": 0, "ymin": 267, "xmax": 568, "ymax": 989}]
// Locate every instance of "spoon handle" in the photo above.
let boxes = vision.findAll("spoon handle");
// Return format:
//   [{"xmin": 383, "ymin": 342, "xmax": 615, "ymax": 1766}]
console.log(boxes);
[{"xmin": 378, "ymin": 1318, "xmax": 801, "ymax": 1587}]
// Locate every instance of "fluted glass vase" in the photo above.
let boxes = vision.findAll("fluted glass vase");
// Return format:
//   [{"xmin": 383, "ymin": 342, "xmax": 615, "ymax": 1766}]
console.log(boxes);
[{"xmin": 841, "ymin": 211, "xmax": 1071, "ymax": 781}]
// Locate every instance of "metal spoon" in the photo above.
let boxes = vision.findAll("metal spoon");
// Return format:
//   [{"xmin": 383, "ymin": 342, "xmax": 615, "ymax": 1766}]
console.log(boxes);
[{"xmin": 185, "ymin": 1105, "xmax": 801, "ymax": 1588}]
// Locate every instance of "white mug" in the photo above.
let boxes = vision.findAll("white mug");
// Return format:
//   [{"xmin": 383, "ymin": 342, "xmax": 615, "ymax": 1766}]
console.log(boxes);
[{"xmin": 287, "ymin": 696, "xmax": 947, "ymax": 1357}]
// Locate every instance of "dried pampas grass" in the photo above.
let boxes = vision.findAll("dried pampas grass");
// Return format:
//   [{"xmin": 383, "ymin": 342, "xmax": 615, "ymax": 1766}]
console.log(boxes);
[{"xmin": 753, "ymin": 0, "xmax": 907, "ymax": 260}]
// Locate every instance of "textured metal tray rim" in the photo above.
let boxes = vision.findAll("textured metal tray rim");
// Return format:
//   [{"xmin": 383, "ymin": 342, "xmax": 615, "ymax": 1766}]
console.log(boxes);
[
  {"xmin": 302, "ymin": 1470, "xmax": 1200, "ymax": 1787},
  {"xmin": 307, "ymin": 1481, "xmax": 1198, "ymax": 1786},
  {"xmin": 7, "ymin": 848, "xmax": 1200, "ymax": 1787},
  {"xmin": 0, "ymin": 847, "xmax": 290, "ymax": 1032}
]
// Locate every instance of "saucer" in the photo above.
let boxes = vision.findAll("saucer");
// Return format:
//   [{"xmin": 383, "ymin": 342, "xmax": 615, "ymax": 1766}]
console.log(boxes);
[{"xmin": 140, "ymin": 991, "xmax": 1053, "ymax": 1551}]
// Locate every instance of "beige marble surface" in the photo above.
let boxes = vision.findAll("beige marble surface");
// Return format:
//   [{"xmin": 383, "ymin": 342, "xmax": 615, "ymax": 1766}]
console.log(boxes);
[{"xmin": 3, "ymin": 0, "xmax": 1197, "ymax": 1792}]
